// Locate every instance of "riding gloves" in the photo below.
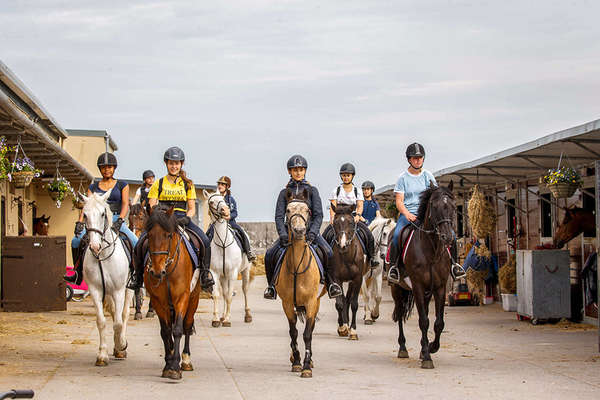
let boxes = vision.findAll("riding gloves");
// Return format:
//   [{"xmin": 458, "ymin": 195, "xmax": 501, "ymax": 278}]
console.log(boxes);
[
  {"xmin": 112, "ymin": 217, "xmax": 124, "ymax": 232},
  {"xmin": 74, "ymin": 221, "xmax": 85, "ymax": 235},
  {"xmin": 306, "ymin": 231, "xmax": 316, "ymax": 244},
  {"xmin": 177, "ymin": 216, "xmax": 191, "ymax": 226}
]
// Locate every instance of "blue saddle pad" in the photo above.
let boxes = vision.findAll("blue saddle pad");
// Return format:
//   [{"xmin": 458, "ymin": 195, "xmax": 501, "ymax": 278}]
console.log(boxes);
[
  {"xmin": 273, "ymin": 244, "xmax": 324, "ymax": 283},
  {"xmin": 180, "ymin": 230, "xmax": 199, "ymax": 267}
]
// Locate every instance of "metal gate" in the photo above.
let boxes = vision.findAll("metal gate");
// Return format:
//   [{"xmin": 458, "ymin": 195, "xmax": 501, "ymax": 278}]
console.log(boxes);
[{"xmin": 1, "ymin": 236, "xmax": 66, "ymax": 312}]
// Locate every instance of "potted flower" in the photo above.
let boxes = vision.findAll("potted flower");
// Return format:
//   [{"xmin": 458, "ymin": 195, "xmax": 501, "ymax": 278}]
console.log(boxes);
[
  {"xmin": 71, "ymin": 191, "xmax": 85, "ymax": 210},
  {"xmin": 10, "ymin": 156, "xmax": 43, "ymax": 188},
  {"xmin": 46, "ymin": 176, "xmax": 73, "ymax": 208},
  {"xmin": 542, "ymin": 166, "xmax": 583, "ymax": 199},
  {"xmin": 0, "ymin": 136, "xmax": 15, "ymax": 181}
]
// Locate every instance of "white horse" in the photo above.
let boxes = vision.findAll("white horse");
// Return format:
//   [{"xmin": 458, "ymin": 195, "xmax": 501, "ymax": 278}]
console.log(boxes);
[
  {"xmin": 361, "ymin": 217, "xmax": 396, "ymax": 324},
  {"xmin": 81, "ymin": 191, "xmax": 133, "ymax": 366},
  {"xmin": 204, "ymin": 190, "xmax": 252, "ymax": 327}
]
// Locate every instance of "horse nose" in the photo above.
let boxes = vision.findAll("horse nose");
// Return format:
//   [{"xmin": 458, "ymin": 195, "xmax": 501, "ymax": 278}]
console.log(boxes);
[
  {"xmin": 89, "ymin": 243, "xmax": 100, "ymax": 253},
  {"xmin": 160, "ymin": 269, "xmax": 166, "ymax": 276}
]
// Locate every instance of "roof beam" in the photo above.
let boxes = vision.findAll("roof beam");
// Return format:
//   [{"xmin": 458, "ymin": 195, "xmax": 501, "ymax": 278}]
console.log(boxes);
[
  {"xmin": 454, "ymin": 173, "xmax": 528, "ymax": 213},
  {"xmin": 517, "ymin": 155, "xmax": 550, "ymax": 169},
  {"xmin": 565, "ymin": 139, "xmax": 600, "ymax": 158},
  {"xmin": 518, "ymin": 154, "xmax": 595, "ymax": 161}
]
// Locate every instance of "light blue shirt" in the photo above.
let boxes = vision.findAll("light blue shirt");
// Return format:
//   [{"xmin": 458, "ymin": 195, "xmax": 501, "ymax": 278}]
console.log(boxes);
[{"xmin": 393, "ymin": 169, "xmax": 437, "ymax": 214}]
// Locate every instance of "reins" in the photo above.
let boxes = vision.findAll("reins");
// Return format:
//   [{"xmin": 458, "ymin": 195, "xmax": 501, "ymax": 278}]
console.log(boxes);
[
  {"xmin": 147, "ymin": 230, "xmax": 184, "ymax": 289},
  {"xmin": 285, "ymin": 203, "xmax": 314, "ymax": 307}
]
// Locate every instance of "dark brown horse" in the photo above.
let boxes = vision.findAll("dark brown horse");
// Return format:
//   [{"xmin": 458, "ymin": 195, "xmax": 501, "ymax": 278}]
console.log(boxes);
[
  {"xmin": 391, "ymin": 182, "xmax": 456, "ymax": 369},
  {"xmin": 330, "ymin": 204, "xmax": 369, "ymax": 341},
  {"xmin": 554, "ymin": 207, "xmax": 595, "ymax": 248},
  {"xmin": 33, "ymin": 215, "xmax": 50, "ymax": 235},
  {"xmin": 144, "ymin": 207, "xmax": 202, "ymax": 380},
  {"xmin": 128, "ymin": 203, "xmax": 155, "ymax": 320}
]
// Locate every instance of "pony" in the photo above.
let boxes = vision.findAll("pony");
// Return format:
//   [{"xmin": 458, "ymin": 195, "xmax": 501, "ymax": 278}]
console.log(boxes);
[
  {"xmin": 204, "ymin": 190, "xmax": 252, "ymax": 327},
  {"xmin": 81, "ymin": 191, "xmax": 133, "ymax": 366},
  {"xmin": 276, "ymin": 188, "xmax": 321, "ymax": 378},
  {"xmin": 361, "ymin": 217, "xmax": 396, "ymax": 324},
  {"xmin": 330, "ymin": 204, "xmax": 369, "ymax": 340},
  {"xmin": 33, "ymin": 215, "xmax": 50, "ymax": 235},
  {"xmin": 554, "ymin": 207, "xmax": 595, "ymax": 249},
  {"xmin": 144, "ymin": 207, "xmax": 201, "ymax": 380},
  {"xmin": 128, "ymin": 202, "xmax": 155, "ymax": 320},
  {"xmin": 391, "ymin": 182, "xmax": 456, "ymax": 369}
]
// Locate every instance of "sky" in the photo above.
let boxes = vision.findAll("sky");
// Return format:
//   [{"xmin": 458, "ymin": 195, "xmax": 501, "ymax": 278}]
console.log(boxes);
[{"xmin": 2, "ymin": 0, "xmax": 600, "ymax": 221}]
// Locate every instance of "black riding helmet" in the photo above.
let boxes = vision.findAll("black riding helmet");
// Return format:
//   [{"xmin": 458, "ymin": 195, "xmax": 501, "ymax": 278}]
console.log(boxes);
[
  {"xmin": 97, "ymin": 152, "xmax": 117, "ymax": 168},
  {"xmin": 406, "ymin": 143, "xmax": 425, "ymax": 158},
  {"xmin": 164, "ymin": 146, "xmax": 185, "ymax": 162},
  {"xmin": 287, "ymin": 154, "xmax": 308, "ymax": 169},
  {"xmin": 339, "ymin": 163, "xmax": 356, "ymax": 175},
  {"xmin": 142, "ymin": 170, "xmax": 155, "ymax": 180},
  {"xmin": 361, "ymin": 181, "xmax": 375, "ymax": 190}
]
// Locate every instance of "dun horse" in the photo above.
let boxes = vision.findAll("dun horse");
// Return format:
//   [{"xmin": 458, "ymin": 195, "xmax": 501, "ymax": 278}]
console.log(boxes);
[
  {"xmin": 144, "ymin": 207, "xmax": 202, "ymax": 380},
  {"xmin": 330, "ymin": 204, "xmax": 369, "ymax": 340},
  {"xmin": 391, "ymin": 182, "xmax": 456, "ymax": 369},
  {"xmin": 276, "ymin": 189, "xmax": 321, "ymax": 378},
  {"xmin": 554, "ymin": 207, "xmax": 595, "ymax": 248}
]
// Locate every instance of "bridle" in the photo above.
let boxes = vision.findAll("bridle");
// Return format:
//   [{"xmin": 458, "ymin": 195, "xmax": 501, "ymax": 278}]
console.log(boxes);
[
  {"xmin": 331, "ymin": 213, "xmax": 357, "ymax": 250},
  {"xmin": 147, "ymin": 229, "xmax": 183, "ymax": 287},
  {"xmin": 208, "ymin": 193, "xmax": 236, "ymax": 274},
  {"xmin": 85, "ymin": 205, "xmax": 119, "ymax": 262},
  {"xmin": 285, "ymin": 199, "xmax": 313, "ymax": 307},
  {"xmin": 208, "ymin": 193, "xmax": 229, "ymax": 221},
  {"xmin": 286, "ymin": 199, "xmax": 310, "ymax": 241}
]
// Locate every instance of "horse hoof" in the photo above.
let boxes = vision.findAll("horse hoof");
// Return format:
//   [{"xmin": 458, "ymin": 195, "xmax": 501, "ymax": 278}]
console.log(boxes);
[
  {"xmin": 300, "ymin": 369, "xmax": 312, "ymax": 378},
  {"xmin": 364, "ymin": 319, "xmax": 373, "ymax": 325},
  {"xmin": 162, "ymin": 369, "xmax": 182, "ymax": 380},
  {"xmin": 95, "ymin": 358, "xmax": 108, "ymax": 367},
  {"xmin": 146, "ymin": 311, "xmax": 155, "ymax": 318},
  {"xmin": 310, "ymin": 360, "xmax": 314, "ymax": 368},
  {"xmin": 212, "ymin": 320, "xmax": 221, "ymax": 328},
  {"xmin": 222, "ymin": 321, "xmax": 231, "ymax": 327},
  {"xmin": 349, "ymin": 334, "xmax": 359, "ymax": 341},
  {"xmin": 291, "ymin": 365, "xmax": 302, "ymax": 373},
  {"xmin": 113, "ymin": 349, "xmax": 127, "ymax": 359},
  {"xmin": 134, "ymin": 312, "xmax": 143, "ymax": 320},
  {"xmin": 397, "ymin": 350, "xmax": 409, "ymax": 359},
  {"xmin": 337, "ymin": 326, "xmax": 348, "ymax": 337},
  {"xmin": 181, "ymin": 363, "xmax": 194, "ymax": 371},
  {"xmin": 372, "ymin": 314, "xmax": 379, "ymax": 321},
  {"xmin": 421, "ymin": 360, "xmax": 434, "ymax": 369},
  {"xmin": 244, "ymin": 314, "xmax": 253, "ymax": 323}
]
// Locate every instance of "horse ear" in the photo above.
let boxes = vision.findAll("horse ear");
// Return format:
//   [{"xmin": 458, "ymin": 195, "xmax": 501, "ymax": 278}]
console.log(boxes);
[
  {"xmin": 100, "ymin": 190, "xmax": 111, "ymax": 201},
  {"xmin": 81, "ymin": 193, "xmax": 89, "ymax": 202},
  {"xmin": 385, "ymin": 219, "xmax": 391, "ymax": 226},
  {"xmin": 448, "ymin": 180, "xmax": 454, "ymax": 192},
  {"xmin": 41, "ymin": 214, "xmax": 46, "ymax": 219},
  {"xmin": 331, "ymin": 203, "xmax": 336, "ymax": 213},
  {"xmin": 46, "ymin": 216, "xmax": 51, "ymax": 222},
  {"xmin": 350, "ymin": 204, "xmax": 356, "ymax": 213},
  {"xmin": 166, "ymin": 206, "xmax": 175, "ymax": 217},
  {"xmin": 286, "ymin": 189, "xmax": 293, "ymax": 202},
  {"xmin": 203, "ymin": 189, "xmax": 210, "ymax": 198}
]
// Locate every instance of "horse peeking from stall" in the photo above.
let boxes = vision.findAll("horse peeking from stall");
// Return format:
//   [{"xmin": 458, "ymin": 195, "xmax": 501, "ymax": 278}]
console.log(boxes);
[
  {"xmin": 144, "ymin": 206, "xmax": 203, "ymax": 380},
  {"xmin": 554, "ymin": 207, "xmax": 595, "ymax": 249},
  {"xmin": 33, "ymin": 215, "xmax": 50, "ymax": 235},
  {"xmin": 128, "ymin": 203, "xmax": 155, "ymax": 320},
  {"xmin": 275, "ymin": 188, "xmax": 322, "ymax": 378},
  {"xmin": 329, "ymin": 204, "xmax": 369, "ymax": 340},
  {"xmin": 390, "ymin": 182, "xmax": 456, "ymax": 369}
]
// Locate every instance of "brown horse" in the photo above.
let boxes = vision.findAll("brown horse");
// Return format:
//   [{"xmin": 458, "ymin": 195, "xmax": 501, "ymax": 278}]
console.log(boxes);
[
  {"xmin": 144, "ymin": 207, "xmax": 201, "ymax": 380},
  {"xmin": 554, "ymin": 207, "xmax": 595, "ymax": 249},
  {"xmin": 330, "ymin": 204, "xmax": 368, "ymax": 340},
  {"xmin": 275, "ymin": 188, "xmax": 321, "ymax": 378},
  {"xmin": 391, "ymin": 182, "xmax": 456, "ymax": 369},
  {"xmin": 128, "ymin": 203, "xmax": 155, "ymax": 319},
  {"xmin": 33, "ymin": 215, "xmax": 50, "ymax": 235}
]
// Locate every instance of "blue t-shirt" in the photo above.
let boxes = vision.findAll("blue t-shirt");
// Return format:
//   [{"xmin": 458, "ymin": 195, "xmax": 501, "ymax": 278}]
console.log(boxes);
[
  {"xmin": 393, "ymin": 169, "xmax": 437, "ymax": 214},
  {"xmin": 362, "ymin": 199, "xmax": 380, "ymax": 225},
  {"xmin": 89, "ymin": 180, "xmax": 127, "ymax": 211}
]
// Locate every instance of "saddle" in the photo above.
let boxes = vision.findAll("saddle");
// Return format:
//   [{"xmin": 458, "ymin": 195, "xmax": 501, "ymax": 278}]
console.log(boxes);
[
  {"xmin": 273, "ymin": 244, "xmax": 325, "ymax": 285},
  {"xmin": 177, "ymin": 226, "xmax": 204, "ymax": 268},
  {"xmin": 387, "ymin": 222, "xmax": 418, "ymax": 266}
]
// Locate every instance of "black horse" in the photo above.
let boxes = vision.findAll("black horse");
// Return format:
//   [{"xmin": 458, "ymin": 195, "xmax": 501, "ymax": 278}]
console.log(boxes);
[
  {"xmin": 330, "ymin": 204, "xmax": 369, "ymax": 341},
  {"xmin": 391, "ymin": 182, "xmax": 456, "ymax": 369}
]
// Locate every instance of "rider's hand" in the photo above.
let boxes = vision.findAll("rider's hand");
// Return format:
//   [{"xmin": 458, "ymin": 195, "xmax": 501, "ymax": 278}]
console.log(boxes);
[
  {"xmin": 306, "ymin": 231, "xmax": 316, "ymax": 244},
  {"xmin": 405, "ymin": 212, "xmax": 417, "ymax": 222},
  {"xmin": 279, "ymin": 234, "xmax": 290, "ymax": 246},
  {"xmin": 74, "ymin": 221, "xmax": 85, "ymax": 235},
  {"xmin": 177, "ymin": 216, "xmax": 191, "ymax": 226},
  {"xmin": 354, "ymin": 215, "xmax": 361, "ymax": 223},
  {"xmin": 112, "ymin": 217, "xmax": 124, "ymax": 231}
]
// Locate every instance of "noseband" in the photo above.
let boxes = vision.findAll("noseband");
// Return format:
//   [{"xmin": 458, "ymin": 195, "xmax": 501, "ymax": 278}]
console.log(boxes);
[
  {"xmin": 208, "ymin": 193, "xmax": 228, "ymax": 220},
  {"xmin": 286, "ymin": 200, "xmax": 310, "ymax": 241},
  {"xmin": 331, "ymin": 214, "xmax": 357, "ymax": 249}
]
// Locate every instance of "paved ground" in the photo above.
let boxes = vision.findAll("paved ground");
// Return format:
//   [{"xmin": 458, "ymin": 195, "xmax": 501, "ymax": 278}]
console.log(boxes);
[{"xmin": 1, "ymin": 276, "xmax": 599, "ymax": 399}]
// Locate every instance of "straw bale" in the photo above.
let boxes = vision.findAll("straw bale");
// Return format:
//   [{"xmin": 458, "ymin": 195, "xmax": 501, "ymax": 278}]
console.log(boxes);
[
  {"xmin": 467, "ymin": 185, "xmax": 496, "ymax": 238},
  {"xmin": 499, "ymin": 255, "xmax": 517, "ymax": 294},
  {"xmin": 466, "ymin": 268, "xmax": 487, "ymax": 306}
]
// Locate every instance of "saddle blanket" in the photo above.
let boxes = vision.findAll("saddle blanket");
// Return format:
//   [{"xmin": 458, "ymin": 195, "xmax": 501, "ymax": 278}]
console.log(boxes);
[{"xmin": 273, "ymin": 245, "xmax": 325, "ymax": 284}]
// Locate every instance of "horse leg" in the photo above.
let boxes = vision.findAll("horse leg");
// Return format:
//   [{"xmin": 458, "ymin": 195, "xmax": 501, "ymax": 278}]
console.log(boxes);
[
  {"xmin": 283, "ymin": 301, "xmax": 301, "ymax": 372},
  {"xmin": 181, "ymin": 290, "xmax": 200, "ymax": 372},
  {"xmin": 343, "ymin": 285, "xmax": 351, "ymax": 333},
  {"xmin": 348, "ymin": 281, "xmax": 359, "ymax": 340},
  {"xmin": 372, "ymin": 271, "xmax": 383, "ymax": 321},
  {"xmin": 429, "ymin": 286, "xmax": 446, "ymax": 354},
  {"xmin": 222, "ymin": 277, "xmax": 233, "ymax": 327},
  {"xmin": 242, "ymin": 265, "xmax": 252, "ymax": 323},
  {"xmin": 211, "ymin": 274, "xmax": 221, "ymax": 327},
  {"xmin": 158, "ymin": 317, "xmax": 175, "ymax": 378},
  {"xmin": 146, "ymin": 297, "xmax": 156, "ymax": 318},
  {"xmin": 134, "ymin": 288, "xmax": 143, "ymax": 320},
  {"xmin": 361, "ymin": 277, "xmax": 373, "ymax": 325},
  {"xmin": 91, "ymin": 290, "xmax": 109, "ymax": 366},
  {"xmin": 301, "ymin": 315, "xmax": 316, "ymax": 378},
  {"xmin": 111, "ymin": 289, "xmax": 128, "ymax": 359},
  {"xmin": 335, "ymin": 289, "xmax": 348, "ymax": 337},
  {"xmin": 164, "ymin": 313, "xmax": 184, "ymax": 380},
  {"xmin": 414, "ymin": 287, "xmax": 434, "ymax": 369}
]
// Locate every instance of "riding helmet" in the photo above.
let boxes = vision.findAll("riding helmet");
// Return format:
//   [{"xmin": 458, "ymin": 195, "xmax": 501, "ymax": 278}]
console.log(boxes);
[
  {"xmin": 287, "ymin": 154, "xmax": 308, "ymax": 169},
  {"xmin": 406, "ymin": 143, "xmax": 425, "ymax": 158},
  {"xmin": 164, "ymin": 146, "xmax": 185, "ymax": 162},
  {"xmin": 217, "ymin": 176, "xmax": 231, "ymax": 188},
  {"xmin": 339, "ymin": 163, "xmax": 356, "ymax": 175},
  {"xmin": 97, "ymin": 152, "xmax": 118, "ymax": 168},
  {"xmin": 361, "ymin": 181, "xmax": 375, "ymax": 190},
  {"xmin": 142, "ymin": 170, "xmax": 155, "ymax": 180}
]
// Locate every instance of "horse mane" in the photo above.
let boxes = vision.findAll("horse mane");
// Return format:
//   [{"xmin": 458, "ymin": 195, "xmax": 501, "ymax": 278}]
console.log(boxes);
[
  {"xmin": 130, "ymin": 203, "xmax": 145, "ymax": 215},
  {"xmin": 146, "ymin": 207, "xmax": 178, "ymax": 233},
  {"xmin": 416, "ymin": 185, "xmax": 454, "ymax": 222},
  {"xmin": 334, "ymin": 204, "xmax": 354, "ymax": 215}
]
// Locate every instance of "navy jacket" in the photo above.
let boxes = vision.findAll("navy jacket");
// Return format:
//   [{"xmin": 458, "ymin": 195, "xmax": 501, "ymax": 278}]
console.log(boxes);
[
  {"xmin": 224, "ymin": 194, "xmax": 238, "ymax": 223},
  {"xmin": 275, "ymin": 179, "xmax": 323, "ymax": 240}
]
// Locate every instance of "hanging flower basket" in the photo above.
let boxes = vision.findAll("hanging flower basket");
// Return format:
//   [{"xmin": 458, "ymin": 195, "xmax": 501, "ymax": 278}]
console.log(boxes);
[
  {"xmin": 547, "ymin": 182, "xmax": 578, "ymax": 199},
  {"xmin": 11, "ymin": 170, "xmax": 35, "ymax": 188},
  {"xmin": 71, "ymin": 193, "xmax": 85, "ymax": 209},
  {"xmin": 46, "ymin": 175, "xmax": 74, "ymax": 208},
  {"xmin": 0, "ymin": 136, "xmax": 15, "ymax": 181},
  {"xmin": 542, "ymin": 165, "xmax": 582, "ymax": 199}
]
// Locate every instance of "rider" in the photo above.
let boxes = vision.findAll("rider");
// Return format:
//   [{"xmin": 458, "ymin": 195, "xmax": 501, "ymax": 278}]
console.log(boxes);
[
  {"xmin": 387, "ymin": 143, "xmax": 465, "ymax": 284},
  {"xmin": 64, "ymin": 152, "xmax": 138, "ymax": 284},
  {"xmin": 360, "ymin": 180, "xmax": 381, "ymax": 226},
  {"xmin": 206, "ymin": 176, "xmax": 256, "ymax": 263},
  {"xmin": 133, "ymin": 169, "xmax": 155, "ymax": 211},
  {"xmin": 263, "ymin": 155, "xmax": 343, "ymax": 300},
  {"xmin": 323, "ymin": 163, "xmax": 379, "ymax": 268},
  {"xmin": 128, "ymin": 146, "xmax": 215, "ymax": 291}
]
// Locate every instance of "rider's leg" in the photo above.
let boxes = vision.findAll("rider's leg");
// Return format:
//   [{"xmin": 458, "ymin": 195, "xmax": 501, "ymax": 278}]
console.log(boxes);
[
  {"xmin": 322, "ymin": 224, "xmax": 334, "ymax": 246},
  {"xmin": 263, "ymin": 240, "xmax": 281, "ymax": 299},
  {"xmin": 230, "ymin": 221, "xmax": 256, "ymax": 262},
  {"xmin": 206, "ymin": 223, "xmax": 215, "ymax": 241},
  {"xmin": 114, "ymin": 215, "xmax": 138, "ymax": 247},
  {"xmin": 388, "ymin": 215, "xmax": 409, "ymax": 284},
  {"xmin": 128, "ymin": 231, "xmax": 147, "ymax": 290},
  {"xmin": 358, "ymin": 221, "xmax": 379, "ymax": 267},
  {"xmin": 449, "ymin": 239, "xmax": 466, "ymax": 279},
  {"xmin": 64, "ymin": 228, "xmax": 86, "ymax": 284},
  {"xmin": 185, "ymin": 220, "xmax": 215, "ymax": 290},
  {"xmin": 315, "ymin": 235, "xmax": 343, "ymax": 298}
]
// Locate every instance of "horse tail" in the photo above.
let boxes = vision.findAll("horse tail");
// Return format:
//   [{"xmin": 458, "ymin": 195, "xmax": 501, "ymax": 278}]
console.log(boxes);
[{"xmin": 392, "ymin": 287, "xmax": 414, "ymax": 323}]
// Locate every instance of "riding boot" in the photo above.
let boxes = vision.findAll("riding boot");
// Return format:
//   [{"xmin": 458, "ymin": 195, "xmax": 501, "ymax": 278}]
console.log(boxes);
[
  {"xmin": 323, "ymin": 255, "xmax": 343, "ymax": 298},
  {"xmin": 64, "ymin": 246, "xmax": 83, "ymax": 284},
  {"xmin": 263, "ymin": 248, "xmax": 277, "ymax": 300},
  {"xmin": 367, "ymin": 234, "xmax": 379, "ymax": 268},
  {"xmin": 387, "ymin": 242, "xmax": 401, "ymax": 285},
  {"xmin": 199, "ymin": 246, "xmax": 215, "ymax": 292},
  {"xmin": 241, "ymin": 232, "xmax": 256, "ymax": 263},
  {"xmin": 127, "ymin": 241, "xmax": 145, "ymax": 290}
]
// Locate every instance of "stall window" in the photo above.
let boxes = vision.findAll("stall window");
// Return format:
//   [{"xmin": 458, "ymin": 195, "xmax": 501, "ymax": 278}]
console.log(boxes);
[
  {"xmin": 507, "ymin": 198, "xmax": 516, "ymax": 238},
  {"xmin": 456, "ymin": 205, "xmax": 464, "ymax": 238},
  {"xmin": 582, "ymin": 188, "xmax": 595, "ymax": 238},
  {"xmin": 540, "ymin": 193, "xmax": 552, "ymax": 238}
]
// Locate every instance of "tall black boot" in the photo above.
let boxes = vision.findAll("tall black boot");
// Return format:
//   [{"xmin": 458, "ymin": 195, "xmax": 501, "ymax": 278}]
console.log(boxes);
[
  {"xmin": 199, "ymin": 245, "xmax": 214, "ymax": 292},
  {"xmin": 64, "ymin": 246, "xmax": 83, "ymax": 284},
  {"xmin": 387, "ymin": 241, "xmax": 401, "ymax": 284},
  {"xmin": 263, "ymin": 248, "xmax": 277, "ymax": 300},
  {"xmin": 127, "ymin": 241, "xmax": 145, "ymax": 290},
  {"xmin": 323, "ymin": 253, "xmax": 343, "ymax": 298},
  {"xmin": 365, "ymin": 228, "xmax": 379, "ymax": 267}
]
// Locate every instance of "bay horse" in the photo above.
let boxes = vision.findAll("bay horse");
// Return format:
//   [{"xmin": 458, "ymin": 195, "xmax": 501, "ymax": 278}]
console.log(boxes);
[
  {"xmin": 361, "ymin": 217, "xmax": 395, "ymax": 324},
  {"xmin": 276, "ymin": 188, "xmax": 321, "ymax": 378},
  {"xmin": 330, "ymin": 204, "xmax": 369, "ymax": 340},
  {"xmin": 81, "ymin": 191, "xmax": 133, "ymax": 366},
  {"xmin": 144, "ymin": 207, "xmax": 201, "ymax": 380},
  {"xmin": 204, "ymin": 191, "xmax": 252, "ymax": 327},
  {"xmin": 128, "ymin": 203, "xmax": 155, "ymax": 320},
  {"xmin": 33, "ymin": 215, "xmax": 50, "ymax": 235},
  {"xmin": 391, "ymin": 181, "xmax": 456, "ymax": 369},
  {"xmin": 554, "ymin": 207, "xmax": 595, "ymax": 249}
]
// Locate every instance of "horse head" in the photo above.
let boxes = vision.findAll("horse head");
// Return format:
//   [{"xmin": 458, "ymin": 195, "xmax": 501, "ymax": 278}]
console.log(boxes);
[
  {"xmin": 422, "ymin": 181, "xmax": 456, "ymax": 247},
  {"xmin": 33, "ymin": 214, "xmax": 51, "ymax": 235},
  {"xmin": 205, "ymin": 190, "xmax": 231, "ymax": 221},
  {"xmin": 285, "ymin": 188, "xmax": 310, "ymax": 240},
  {"xmin": 331, "ymin": 203, "xmax": 356, "ymax": 249},
  {"xmin": 554, "ymin": 207, "xmax": 594, "ymax": 248},
  {"xmin": 371, "ymin": 217, "xmax": 396, "ymax": 260},
  {"xmin": 81, "ymin": 191, "xmax": 112, "ymax": 256},
  {"xmin": 146, "ymin": 206, "xmax": 179, "ymax": 280}
]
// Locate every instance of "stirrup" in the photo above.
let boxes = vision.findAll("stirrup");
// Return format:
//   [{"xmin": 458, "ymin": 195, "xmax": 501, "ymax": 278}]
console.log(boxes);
[
  {"xmin": 264, "ymin": 286, "xmax": 277, "ymax": 300},
  {"xmin": 247, "ymin": 251, "xmax": 257, "ymax": 263},
  {"xmin": 328, "ymin": 283, "xmax": 343, "ymax": 298},
  {"xmin": 63, "ymin": 272, "xmax": 78, "ymax": 284},
  {"xmin": 200, "ymin": 270, "xmax": 215, "ymax": 290},
  {"xmin": 387, "ymin": 266, "xmax": 401, "ymax": 285},
  {"xmin": 451, "ymin": 263, "xmax": 466, "ymax": 280}
]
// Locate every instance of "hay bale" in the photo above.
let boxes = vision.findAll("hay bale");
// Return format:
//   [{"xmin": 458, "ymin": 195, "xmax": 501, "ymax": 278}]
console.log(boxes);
[
  {"xmin": 462, "ymin": 241, "xmax": 473, "ymax": 259},
  {"xmin": 466, "ymin": 268, "xmax": 487, "ymax": 306},
  {"xmin": 499, "ymin": 255, "xmax": 517, "ymax": 294},
  {"xmin": 237, "ymin": 254, "xmax": 265, "ymax": 281},
  {"xmin": 467, "ymin": 185, "xmax": 496, "ymax": 239},
  {"xmin": 474, "ymin": 242, "xmax": 491, "ymax": 259}
]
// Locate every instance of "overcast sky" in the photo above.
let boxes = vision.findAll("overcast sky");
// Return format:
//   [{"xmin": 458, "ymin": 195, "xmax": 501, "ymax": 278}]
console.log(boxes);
[{"xmin": 2, "ymin": 1, "xmax": 600, "ymax": 221}]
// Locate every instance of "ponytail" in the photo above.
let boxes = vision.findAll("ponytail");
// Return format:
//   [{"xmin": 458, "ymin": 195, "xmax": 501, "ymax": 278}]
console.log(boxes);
[{"xmin": 179, "ymin": 169, "xmax": 194, "ymax": 192}]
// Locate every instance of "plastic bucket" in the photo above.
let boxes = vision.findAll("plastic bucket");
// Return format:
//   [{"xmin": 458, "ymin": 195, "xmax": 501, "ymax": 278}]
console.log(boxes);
[{"xmin": 501, "ymin": 293, "xmax": 517, "ymax": 312}]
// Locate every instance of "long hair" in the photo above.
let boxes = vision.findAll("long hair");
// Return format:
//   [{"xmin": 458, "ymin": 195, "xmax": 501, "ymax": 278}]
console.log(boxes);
[{"xmin": 179, "ymin": 169, "xmax": 194, "ymax": 191}]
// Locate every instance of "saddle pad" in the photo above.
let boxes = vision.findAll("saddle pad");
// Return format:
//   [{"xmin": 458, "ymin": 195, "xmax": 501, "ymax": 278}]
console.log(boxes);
[
  {"xmin": 273, "ymin": 245, "xmax": 325, "ymax": 284},
  {"xmin": 177, "ymin": 226, "xmax": 199, "ymax": 268},
  {"xmin": 401, "ymin": 230, "xmax": 415, "ymax": 264},
  {"xmin": 118, "ymin": 232, "xmax": 133, "ymax": 266}
]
